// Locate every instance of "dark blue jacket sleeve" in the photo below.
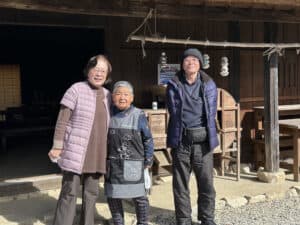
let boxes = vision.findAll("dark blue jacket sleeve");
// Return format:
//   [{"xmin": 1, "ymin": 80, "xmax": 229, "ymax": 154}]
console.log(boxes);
[{"xmin": 138, "ymin": 112, "xmax": 154, "ymax": 166}]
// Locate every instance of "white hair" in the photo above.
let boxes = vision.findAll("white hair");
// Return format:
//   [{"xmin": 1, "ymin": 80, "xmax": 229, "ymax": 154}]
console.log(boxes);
[{"xmin": 113, "ymin": 81, "xmax": 134, "ymax": 95}]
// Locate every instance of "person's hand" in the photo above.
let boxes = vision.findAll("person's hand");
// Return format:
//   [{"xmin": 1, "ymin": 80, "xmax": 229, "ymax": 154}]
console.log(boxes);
[
  {"xmin": 144, "ymin": 165, "xmax": 152, "ymax": 169},
  {"xmin": 48, "ymin": 148, "xmax": 62, "ymax": 159}
]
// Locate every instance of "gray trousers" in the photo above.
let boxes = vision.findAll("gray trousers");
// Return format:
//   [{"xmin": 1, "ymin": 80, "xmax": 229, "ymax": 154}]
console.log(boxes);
[
  {"xmin": 107, "ymin": 196, "xmax": 149, "ymax": 225},
  {"xmin": 52, "ymin": 171, "xmax": 101, "ymax": 225},
  {"xmin": 172, "ymin": 139, "xmax": 216, "ymax": 225}
]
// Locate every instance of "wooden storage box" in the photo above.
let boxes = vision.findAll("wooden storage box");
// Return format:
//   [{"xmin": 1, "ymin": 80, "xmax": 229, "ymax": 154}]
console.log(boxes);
[
  {"xmin": 143, "ymin": 109, "xmax": 172, "ymax": 177},
  {"xmin": 152, "ymin": 134, "xmax": 167, "ymax": 149}
]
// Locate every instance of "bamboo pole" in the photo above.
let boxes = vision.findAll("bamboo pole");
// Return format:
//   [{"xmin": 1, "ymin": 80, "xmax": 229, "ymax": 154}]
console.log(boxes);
[{"xmin": 128, "ymin": 35, "xmax": 300, "ymax": 49}]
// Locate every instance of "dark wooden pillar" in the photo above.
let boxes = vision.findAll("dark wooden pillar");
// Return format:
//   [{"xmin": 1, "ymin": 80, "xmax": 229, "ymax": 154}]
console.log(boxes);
[
  {"xmin": 264, "ymin": 52, "xmax": 279, "ymax": 172},
  {"xmin": 229, "ymin": 21, "xmax": 240, "ymax": 101},
  {"xmin": 263, "ymin": 22, "xmax": 280, "ymax": 173}
]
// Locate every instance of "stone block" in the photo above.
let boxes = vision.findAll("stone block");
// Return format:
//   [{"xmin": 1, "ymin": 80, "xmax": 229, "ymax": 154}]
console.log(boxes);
[
  {"xmin": 222, "ymin": 196, "xmax": 248, "ymax": 208},
  {"xmin": 240, "ymin": 163, "xmax": 252, "ymax": 174},
  {"xmin": 245, "ymin": 194, "xmax": 266, "ymax": 204},
  {"xmin": 265, "ymin": 191, "xmax": 286, "ymax": 201},
  {"xmin": 257, "ymin": 170, "xmax": 285, "ymax": 183},
  {"xmin": 286, "ymin": 188, "xmax": 298, "ymax": 198},
  {"xmin": 292, "ymin": 185, "xmax": 300, "ymax": 194}
]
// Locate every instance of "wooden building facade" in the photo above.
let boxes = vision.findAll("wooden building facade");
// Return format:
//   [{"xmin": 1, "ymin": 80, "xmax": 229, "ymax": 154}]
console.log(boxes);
[{"xmin": 1, "ymin": 0, "xmax": 300, "ymax": 171}]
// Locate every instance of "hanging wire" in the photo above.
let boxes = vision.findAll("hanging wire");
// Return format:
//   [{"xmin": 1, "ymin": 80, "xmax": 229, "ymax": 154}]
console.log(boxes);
[{"xmin": 126, "ymin": 8, "xmax": 153, "ymax": 42}]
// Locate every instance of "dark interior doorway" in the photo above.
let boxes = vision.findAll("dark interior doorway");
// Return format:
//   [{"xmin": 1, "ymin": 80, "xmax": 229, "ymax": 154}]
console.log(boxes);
[
  {"xmin": 0, "ymin": 24, "xmax": 105, "ymax": 180},
  {"xmin": 0, "ymin": 24, "xmax": 105, "ymax": 104}
]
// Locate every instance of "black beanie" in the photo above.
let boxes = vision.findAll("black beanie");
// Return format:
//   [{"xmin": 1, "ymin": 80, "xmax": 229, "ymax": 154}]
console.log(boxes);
[{"xmin": 182, "ymin": 48, "xmax": 204, "ymax": 66}]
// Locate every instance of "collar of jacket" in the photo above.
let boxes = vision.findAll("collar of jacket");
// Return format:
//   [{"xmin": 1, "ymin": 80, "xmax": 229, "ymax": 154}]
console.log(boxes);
[
  {"xmin": 169, "ymin": 70, "xmax": 211, "ymax": 88},
  {"xmin": 112, "ymin": 104, "xmax": 134, "ymax": 116}
]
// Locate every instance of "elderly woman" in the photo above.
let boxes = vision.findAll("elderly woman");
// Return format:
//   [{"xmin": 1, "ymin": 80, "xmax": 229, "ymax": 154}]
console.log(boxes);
[
  {"xmin": 105, "ymin": 81, "xmax": 154, "ymax": 225},
  {"xmin": 48, "ymin": 54, "xmax": 112, "ymax": 225}
]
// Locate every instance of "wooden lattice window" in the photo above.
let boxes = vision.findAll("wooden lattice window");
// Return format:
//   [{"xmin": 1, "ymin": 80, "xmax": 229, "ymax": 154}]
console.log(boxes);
[{"xmin": 0, "ymin": 64, "xmax": 21, "ymax": 111}]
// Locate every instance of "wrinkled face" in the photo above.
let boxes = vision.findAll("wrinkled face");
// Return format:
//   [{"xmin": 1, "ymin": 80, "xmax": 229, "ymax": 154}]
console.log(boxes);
[
  {"xmin": 182, "ymin": 56, "xmax": 200, "ymax": 76},
  {"xmin": 113, "ymin": 86, "xmax": 134, "ymax": 111},
  {"xmin": 87, "ymin": 59, "xmax": 109, "ymax": 88}
]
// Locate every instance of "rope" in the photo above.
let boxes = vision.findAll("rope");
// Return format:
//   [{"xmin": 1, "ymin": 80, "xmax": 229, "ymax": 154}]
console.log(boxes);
[
  {"xmin": 184, "ymin": 37, "xmax": 190, "ymax": 46},
  {"xmin": 141, "ymin": 38, "xmax": 146, "ymax": 58},
  {"xmin": 126, "ymin": 8, "xmax": 153, "ymax": 42},
  {"xmin": 263, "ymin": 47, "xmax": 284, "ymax": 59}
]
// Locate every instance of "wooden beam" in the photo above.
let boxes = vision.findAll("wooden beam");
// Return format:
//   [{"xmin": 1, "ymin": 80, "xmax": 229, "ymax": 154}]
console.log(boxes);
[
  {"xmin": 1, "ymin": 0, "xmax": 300, "ymax": 23},
  {"xmin": 134, "ymin": 0, "xmax": 300, "ymax": 9},
  {"xmin": 0, "ymin": 0, "xmax": 130, "ymax": 17},
  {"xmin": 0, "ymin": 8, "xmax": 106, "ymax": 28}
]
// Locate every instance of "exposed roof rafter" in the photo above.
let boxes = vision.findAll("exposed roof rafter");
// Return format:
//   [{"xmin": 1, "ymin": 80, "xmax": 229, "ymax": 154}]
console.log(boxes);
[{"xmin": 1, "ymin": 0, "xmax": 300, "ymax": 23}]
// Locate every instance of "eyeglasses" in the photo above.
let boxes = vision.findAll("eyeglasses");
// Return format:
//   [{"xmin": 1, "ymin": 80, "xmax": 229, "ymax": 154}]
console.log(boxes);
[
  {"xmin": 92, "ymin": 67, "xmax": 108, "ymax": 74},
  {"xmin": 114, "ymin": 92, "xmax": 132, "ymax": 97}
]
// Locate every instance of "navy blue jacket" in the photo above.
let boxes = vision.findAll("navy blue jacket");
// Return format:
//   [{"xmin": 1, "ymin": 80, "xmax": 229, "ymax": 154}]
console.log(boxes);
[{"xmin": 166, "ymin": 70, "xmax": 219, "ymax": 151}]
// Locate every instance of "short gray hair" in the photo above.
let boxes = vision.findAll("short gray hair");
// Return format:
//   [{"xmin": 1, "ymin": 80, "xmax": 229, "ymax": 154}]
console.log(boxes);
[{"xmin": 113, "ymin": 81, "xmax": 134, "ymax": 95}]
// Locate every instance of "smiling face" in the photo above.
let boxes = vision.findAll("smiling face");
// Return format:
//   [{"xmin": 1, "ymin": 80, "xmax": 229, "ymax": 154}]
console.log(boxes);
[
  {"xmin": 87, "ymin": 59, "xmax": 109, "ymax": 88},
  {"xmin": 112, "ymin": 86, "xmax": 134, "ymax": 111},
  {"xmin": 182, "ymin": 55, "xmax": 200, "ymax": 77}
]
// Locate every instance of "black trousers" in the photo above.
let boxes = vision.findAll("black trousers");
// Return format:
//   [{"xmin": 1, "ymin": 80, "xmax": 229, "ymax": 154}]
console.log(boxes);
[
  {"xmin": 107, "ymin": 196, "xmax": 149, "ymax": 225},
  {"xmin": 52, "ymin": 171, "xmax": 101, "ymax": 225},
  {"xmin": 172, "ymin": 137, "xmax": 216, "ymax": 225}
]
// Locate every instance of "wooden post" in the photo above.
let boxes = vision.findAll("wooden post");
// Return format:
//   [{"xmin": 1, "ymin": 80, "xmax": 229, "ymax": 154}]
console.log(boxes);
[
  {"xmin": 264, "ymin": 52, "xmax": 279, "ymax": 172},
  {"xmin": 229, "ymin": 21, "xmax": 240, "ymax": 101}
]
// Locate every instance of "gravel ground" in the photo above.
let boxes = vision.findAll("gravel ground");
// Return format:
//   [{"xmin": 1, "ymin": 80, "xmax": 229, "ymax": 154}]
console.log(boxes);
[
  {"xmin": 150, "ymin": 196, "xmax": 300, "ymax": 225},
  {"xmin": 215, "ymin": 196, "xmax": 300, "ymax": 225}
]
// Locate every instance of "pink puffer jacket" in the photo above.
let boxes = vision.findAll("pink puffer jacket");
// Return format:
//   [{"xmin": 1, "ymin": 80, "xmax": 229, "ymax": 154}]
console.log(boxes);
[{"xmin": 57, "ymin": 81, "xmax": 110, "ymax": 174}]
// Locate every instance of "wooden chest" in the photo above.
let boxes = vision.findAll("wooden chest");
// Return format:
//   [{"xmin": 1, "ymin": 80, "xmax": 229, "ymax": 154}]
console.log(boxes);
[
  {"xmin": 143, "ymin": 109, "xmax": 168, "ymax": 150},
  {"xmin": 143, "ymin": 109, "xmax": 171, "ymax": 176}
]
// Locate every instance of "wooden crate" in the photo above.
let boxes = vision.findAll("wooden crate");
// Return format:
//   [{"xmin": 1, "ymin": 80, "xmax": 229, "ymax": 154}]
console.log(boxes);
[
  {"xmin": 152, "ymin": 134, "xmax": 167, "ymax": 149},
  {"xmin": 147, "ymin": 114, "xmax": 166, "ymax": 135},
  {"xmin": 144, "ymin": 109, "xmax": 172, "ymax": 177}
]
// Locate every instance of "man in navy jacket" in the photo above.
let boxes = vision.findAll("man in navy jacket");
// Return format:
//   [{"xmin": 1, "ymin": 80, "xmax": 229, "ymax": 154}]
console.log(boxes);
[{"xmin": 166, "ymin": 48, "xmax": 219, "ymax": 225}]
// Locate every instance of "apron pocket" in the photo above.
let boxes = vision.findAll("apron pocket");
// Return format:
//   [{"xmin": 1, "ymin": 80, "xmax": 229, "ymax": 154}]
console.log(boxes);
[{"xmin": 123, "ymin": 160, "xmax": 143, "ymax": 182}]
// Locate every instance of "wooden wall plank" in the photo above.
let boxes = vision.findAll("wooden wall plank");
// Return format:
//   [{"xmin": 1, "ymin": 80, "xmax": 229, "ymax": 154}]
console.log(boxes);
[
  {"xmin": 240, "ymin": 50, "xmax": 253, "ymax": 107},
  {"xmin": 252, "ymin": 51, "xmax": 264, "ymax": 99}
]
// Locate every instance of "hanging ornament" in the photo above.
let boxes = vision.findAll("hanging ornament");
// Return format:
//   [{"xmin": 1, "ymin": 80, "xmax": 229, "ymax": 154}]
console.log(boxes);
[
  {"xmin": 159, "ymin": 52, "xmax": 168, "ymax": 68},
  {"xmin": 220, "ymin": 56, "xmax": 229, "ymax": 77},
  {"xmin": 202, "ymin": 54, "xmax": 210, "ymax": 69}
]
